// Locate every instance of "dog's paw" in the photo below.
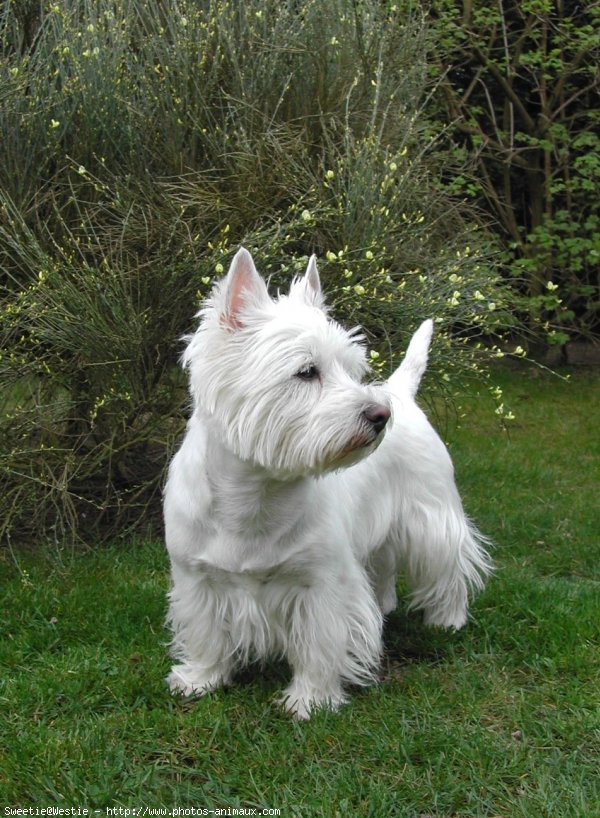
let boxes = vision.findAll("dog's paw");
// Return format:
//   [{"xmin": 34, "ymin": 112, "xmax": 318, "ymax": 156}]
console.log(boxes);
[
  {"xmin": 166, "ymin": 664, "xmax": 228, "ymax": 697},
  {"xmin": 279, "ymin": 681, "xmax": 347, "ymax": 720},
  {"xmin": 423, "ymin": 606, "xmax": 467, "ymax": 630}
]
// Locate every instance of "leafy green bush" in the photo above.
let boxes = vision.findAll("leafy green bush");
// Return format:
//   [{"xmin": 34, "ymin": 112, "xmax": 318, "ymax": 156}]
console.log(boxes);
[
  {"xmin": 0, "ymin": 0, "xmax": 516, "ymax": 544},
  {"xmin": 416, "ymin": 0, "xmax": 600, "ymax": 341}
]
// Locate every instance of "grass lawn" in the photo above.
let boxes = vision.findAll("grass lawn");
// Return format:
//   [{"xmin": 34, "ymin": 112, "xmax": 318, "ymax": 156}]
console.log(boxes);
[{"xmin": 1, "ymin": 366, "xmax": 598, "ymax": 816}]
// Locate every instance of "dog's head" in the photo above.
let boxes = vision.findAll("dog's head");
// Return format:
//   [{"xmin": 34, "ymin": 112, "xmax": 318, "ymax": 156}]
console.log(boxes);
[{"xmin": 183, "ymin": 248, "xmax": 391, "ymax": 478}]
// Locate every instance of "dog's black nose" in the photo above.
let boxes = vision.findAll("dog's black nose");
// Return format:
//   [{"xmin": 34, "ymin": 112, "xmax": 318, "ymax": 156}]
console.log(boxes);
[{"xmin": 363, "ymin": 403, "xmax": 391, "ymax": 435}]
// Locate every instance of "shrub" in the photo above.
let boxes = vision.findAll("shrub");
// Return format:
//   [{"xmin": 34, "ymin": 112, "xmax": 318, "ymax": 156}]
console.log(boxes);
[
  {"xmin": 416, "ymin": 0, "xmax": 600, "ymax": 341},
  {"xmin": 0, "ymin": 0, "xmax": 516, "ymax": 545}
]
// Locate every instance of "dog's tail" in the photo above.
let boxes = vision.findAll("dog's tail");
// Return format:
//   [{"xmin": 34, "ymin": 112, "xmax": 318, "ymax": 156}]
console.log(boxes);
[{"xmin": 387, "ymin": 318, "xmax": 433, "ymax": 398}]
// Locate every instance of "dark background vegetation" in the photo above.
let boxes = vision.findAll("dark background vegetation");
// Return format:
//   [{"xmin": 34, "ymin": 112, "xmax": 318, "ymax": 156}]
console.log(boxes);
[{"xmin": 426, "ymin": 0, "xmax": 600, "ymax": 342}]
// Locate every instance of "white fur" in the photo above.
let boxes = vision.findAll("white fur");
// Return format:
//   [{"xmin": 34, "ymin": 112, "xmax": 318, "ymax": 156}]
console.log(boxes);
[{"xmin": 164, "ymin": 248, "xmax": 492, "ymax": 719}]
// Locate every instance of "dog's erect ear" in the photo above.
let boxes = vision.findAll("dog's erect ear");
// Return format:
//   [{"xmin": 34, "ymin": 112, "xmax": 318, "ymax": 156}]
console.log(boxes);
[
  {"xmin": 290, "ymin": 255, "xmax": 325, "ymax": 308},
  {"xmin": 222, "ymin": 247, "xmax": 270, "ymax": 330}
]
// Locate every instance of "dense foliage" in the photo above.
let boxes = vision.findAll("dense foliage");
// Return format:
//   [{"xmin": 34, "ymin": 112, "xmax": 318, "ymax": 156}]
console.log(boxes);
[
  {"xmin": 1, "ymin": 0, "xmax": 517, "ymax": 544},
  {"xmin": 420, "ymin": 0, "xmax": 600, "ymax": 341}
]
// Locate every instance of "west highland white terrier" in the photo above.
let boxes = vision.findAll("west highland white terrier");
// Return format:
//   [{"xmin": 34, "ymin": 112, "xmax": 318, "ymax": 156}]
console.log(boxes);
[{"xmin": 164, "ymin": 247, "xmax": 492, "ymax": 719}]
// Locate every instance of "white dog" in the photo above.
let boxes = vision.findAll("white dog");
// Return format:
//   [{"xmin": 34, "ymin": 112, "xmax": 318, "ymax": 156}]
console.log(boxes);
[{"xmin": 163, "ymin": 248, "xmax": 492, "ymax": 719}]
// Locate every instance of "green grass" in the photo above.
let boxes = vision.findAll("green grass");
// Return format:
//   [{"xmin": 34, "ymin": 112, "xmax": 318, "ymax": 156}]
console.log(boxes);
[{"xmin": 1, "ymin": 367, "xmax": 599, "ymax": 816}]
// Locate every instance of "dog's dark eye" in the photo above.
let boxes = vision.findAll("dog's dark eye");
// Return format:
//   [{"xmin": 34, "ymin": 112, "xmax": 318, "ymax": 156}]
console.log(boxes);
[{"xmin": 295, "ymin": 364, "xmax": 320, "ymax": 381}]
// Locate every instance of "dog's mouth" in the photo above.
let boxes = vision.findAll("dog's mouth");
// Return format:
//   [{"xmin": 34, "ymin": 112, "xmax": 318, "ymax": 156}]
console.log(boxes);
[{"xmin": 329, "ymin": 429, "xmax": 385, "ymax": 469}]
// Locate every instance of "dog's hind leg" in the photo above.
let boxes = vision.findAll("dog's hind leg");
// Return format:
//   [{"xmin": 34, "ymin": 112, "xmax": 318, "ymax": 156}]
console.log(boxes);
[
  {"xmin": 367, "ymin": 543, "xmax": 399, "ymax": 615},
  {"xmin": 401, "ymin": 506, "xmax": 492, "ymax": 630}
]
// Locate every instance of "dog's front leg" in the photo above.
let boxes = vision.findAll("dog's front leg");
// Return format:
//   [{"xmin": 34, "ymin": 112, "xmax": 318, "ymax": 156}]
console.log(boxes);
[
  {"xmin": 280, "ymin": 564, "xmax": 383, "ymax": 720},
  {"xmin": 165, "ymin": 562, "xmax": 235, "ymax": 697}
]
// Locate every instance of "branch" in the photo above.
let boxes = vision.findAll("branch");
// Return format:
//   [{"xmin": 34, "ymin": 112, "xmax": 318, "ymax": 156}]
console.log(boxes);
[
  {"xmin": 438, "ymin": 76, "xmax": 531, "ymax": 169},
  {"xmin": 550, "ymin": 46, "xmax": 599, "ymax": 110},
  {"xmin": 471, "ymin": 45, "xmax": 536, "ymax": 133},
  {"xmin": 547, "ymin": 76, "xmax": 600, "ymax": 129},
  {"xmin": 475, "ymin": 153, "xmax": 522, "ymax": 244}
]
